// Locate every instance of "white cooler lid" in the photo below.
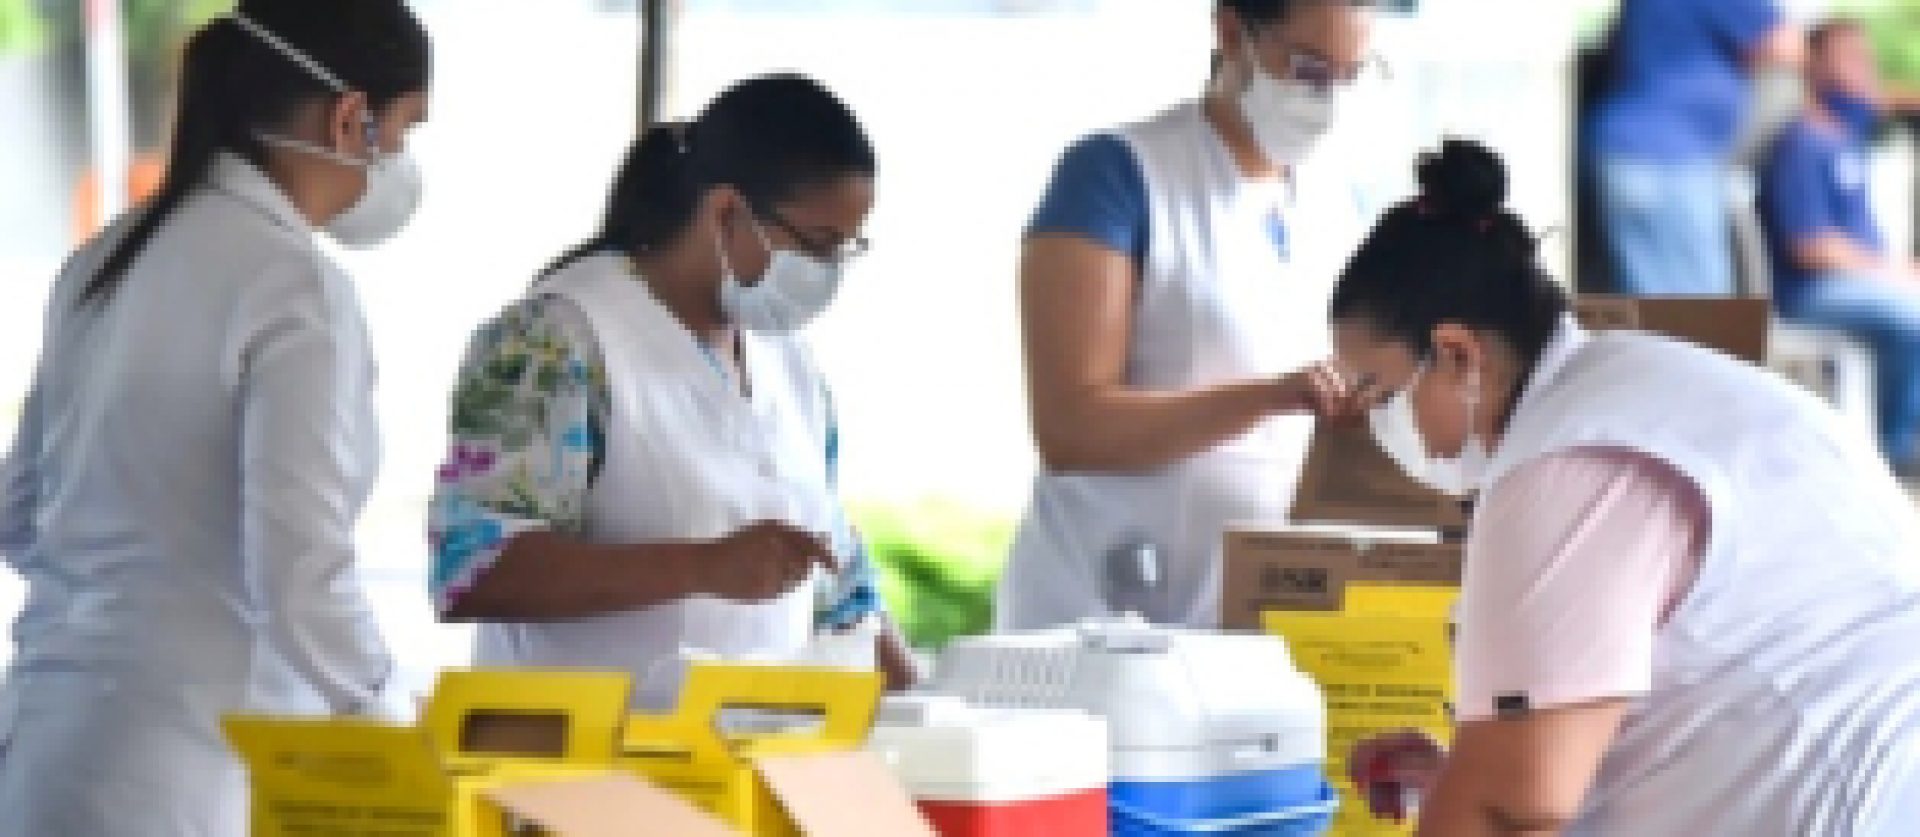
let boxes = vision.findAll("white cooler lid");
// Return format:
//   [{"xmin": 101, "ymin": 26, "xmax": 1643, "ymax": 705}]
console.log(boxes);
[{"xmin": 867, "ymin": 696, "xmax": 1110, "ymax": 804}]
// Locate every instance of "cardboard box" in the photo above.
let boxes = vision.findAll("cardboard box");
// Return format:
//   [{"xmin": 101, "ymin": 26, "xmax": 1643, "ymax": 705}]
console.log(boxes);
[
  {"xmin": 1221, "ymin": 527, "xmax": 1463, "ymax": 630},
  {"xmin": 1266, "ymin": 590, "xmax": 1454, "ymax": 837},
  {"xmin": 1288, "ymin": 425, "xmax": 1470, "ymax": 530},
  {"xmin": 618, "ymin": 663, "xmax": 934, "ymax": 837},
  {"xmin": 1572, "ymin": 296, "xmax": 1770, "ymax": 364},
  {"xmin": 227, "ymin": 667, "xmax": 933, "ymax": 837},
  {"xmin": 1290, "ymin": 295, "xmax": 1772, "ymax": 528},
  {"xmin": 225, "ymin": 670, "xmax": 735, "ymax": 836}
]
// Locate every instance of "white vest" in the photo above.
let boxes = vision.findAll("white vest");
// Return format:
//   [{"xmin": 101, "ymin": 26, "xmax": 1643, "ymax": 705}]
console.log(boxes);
[
  {"xmin": 998, "ymin": 102, "xmax": 1365, "ymax": 629},
  {"xmin": 1479, "ymin": 326, "xmax": 1920, "ymax": 834},
  {"xmin": 471, "ymin": 254, "xmax": 836, "ymax": 711}
]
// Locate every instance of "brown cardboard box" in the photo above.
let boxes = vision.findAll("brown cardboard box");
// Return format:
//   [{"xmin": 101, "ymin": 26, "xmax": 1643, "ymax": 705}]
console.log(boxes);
[
  {"xmin": 1221, "ymin": 528, "xmax": 1463, "ymax": 630},
  {"xmin": 1573, "ymin": 296, "xmax": 1770, "ymax": 364},
  {"xmin": 1289, "ymin": 295, "xmax": 1772, "ymax": 528}
]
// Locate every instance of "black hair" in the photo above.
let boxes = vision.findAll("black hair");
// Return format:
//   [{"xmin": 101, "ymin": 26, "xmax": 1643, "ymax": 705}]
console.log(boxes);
[
  {"xmin": 80, "ymin": 0, "xmax": 430, "ymax": 306},
  {"xmin": 543, "ymin": 73, "xmax": 876, "ymax": 277},
  {"xmin": 1221, "ymin": 0, "xmax": 1371, "ymax": 28},
  {"xmin": 1329, "ymin": 139, "xmax": 1569, "ymax": 370}
]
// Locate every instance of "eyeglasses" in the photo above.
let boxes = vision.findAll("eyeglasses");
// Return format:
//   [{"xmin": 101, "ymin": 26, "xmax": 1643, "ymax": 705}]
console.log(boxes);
[
  {"xmin": 757, "ymin": 208, "xmax": 871, "ymax": 265},
  {"xmin": 1258, "ymin": 37, "xmax": 1389, "ymax": 95}
]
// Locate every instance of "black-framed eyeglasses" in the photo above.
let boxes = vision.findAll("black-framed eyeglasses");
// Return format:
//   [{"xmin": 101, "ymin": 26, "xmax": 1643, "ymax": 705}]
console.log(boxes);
[{"xmin": 757, "ymin": 208, "xmax": 871, "ymax": 265}]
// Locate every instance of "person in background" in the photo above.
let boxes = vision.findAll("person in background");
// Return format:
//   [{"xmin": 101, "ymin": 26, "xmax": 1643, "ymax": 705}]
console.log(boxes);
[
  {"xmin": 1340, "ymin": 140, "xmax": 1920, "ymax": 835},
  {"xmin": 996, "ymin": 0, "xmax": 1371, "ymax": 630},
  {"xmin": 1585, "ymin": 0, "xmax": 1804, "ymax": 295},
  {"xmin": 1760, "ymin": 17, "xmax": 1920, "ymax": 477},
  {"xmin": 0, "ymin": 2, "xmax": 431, "ymax": 834},
  {"xmin": 429, "ymin": 74, "xmax": 915, "ymax": 712}
]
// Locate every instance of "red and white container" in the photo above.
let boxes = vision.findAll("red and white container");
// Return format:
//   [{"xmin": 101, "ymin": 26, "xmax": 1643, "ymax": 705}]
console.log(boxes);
[{"xmin": 867, "ymin": 695, "xmax": 1109, "ymax": 837}]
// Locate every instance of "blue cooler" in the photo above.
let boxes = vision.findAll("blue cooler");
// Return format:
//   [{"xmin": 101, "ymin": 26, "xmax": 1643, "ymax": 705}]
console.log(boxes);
[{"xmin": 931, "ymin": 617, "xmax": 1336, "ymax": 836}]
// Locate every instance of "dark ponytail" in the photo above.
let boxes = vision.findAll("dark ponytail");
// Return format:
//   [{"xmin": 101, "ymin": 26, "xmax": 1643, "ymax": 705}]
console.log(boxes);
[
  {"xmin": 543, "ymin": 73, "xmax": 875, "ymax": 278},
  {"xmin": 540, "ymin": 123, "xmax": 698, "ymax": 278},
  {"xmin": 1329, "ymin": 139, "xmax": 1570, "ymax": 369},
  {"xmin": 80, "ymin": 0, "xmax": 430, "ymax": 307}
]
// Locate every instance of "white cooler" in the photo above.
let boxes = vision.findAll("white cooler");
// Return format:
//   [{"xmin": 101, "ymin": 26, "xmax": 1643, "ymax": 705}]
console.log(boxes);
[
  {"xmin": 927, "ymin": 617, "xmax": 1337, "ymax": 835},
  {"xmin": 868, "ymin": 695, "xmax": 1109, "ymax": 836}
]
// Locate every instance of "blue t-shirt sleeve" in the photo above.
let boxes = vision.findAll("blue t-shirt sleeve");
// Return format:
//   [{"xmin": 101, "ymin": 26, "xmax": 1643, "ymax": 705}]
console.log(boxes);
[
  {"xmin": 1025, "ymin": 133, "xmax": 1150, "ymax": 268},
  {"xmin": 1760, "ymin": 129, "xmax": 1841, "ymax": 249},
  {"xmin": 1704, "ymin": 0, "xmax": 1784, "ymax": 54}
]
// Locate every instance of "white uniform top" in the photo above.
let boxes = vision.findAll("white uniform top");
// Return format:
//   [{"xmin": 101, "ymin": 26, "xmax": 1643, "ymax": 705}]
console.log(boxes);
[
  {"xmin": 998, "ymin": 101, "xmax": 1366, "ymax": 629},
  {"xmin": 472, "ymin": 254, "xmax": 837, "ymax": 712},
  {"xmin": 0, "ymin": 155, "xmax": 403, "ymax": 836},
  {"xmin": 1478, "ymin": 324, "xmax": 1920, "ymax": 835}
]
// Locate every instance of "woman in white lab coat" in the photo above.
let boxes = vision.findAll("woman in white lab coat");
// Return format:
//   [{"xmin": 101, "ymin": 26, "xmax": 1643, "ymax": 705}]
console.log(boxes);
[
  {"xmin": 998, "ymin": 0, "xmax": 1374, "ymax": 629},
  {"xmin": 1338, "ymin": 141, "xmax": 1920, "ymax": 834},
  {"xmin": 0, "ymin": 2, "xmax": 430, "ymax": 834},
  {"xmin": 428, "ymin": 74, "xmax": 914, "ymax": 712}
]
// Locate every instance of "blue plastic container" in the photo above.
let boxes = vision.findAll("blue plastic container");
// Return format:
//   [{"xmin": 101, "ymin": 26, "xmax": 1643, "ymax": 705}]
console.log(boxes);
[{"xmin": 1108, "ymin": 765, "xmax": 1337, "ymax": 836}]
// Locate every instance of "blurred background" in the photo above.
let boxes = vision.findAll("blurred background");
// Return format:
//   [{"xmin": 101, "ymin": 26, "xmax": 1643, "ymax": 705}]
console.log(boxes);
[{"xmin": 0, "ymin": 0, "xmax": 1913, "ymax": 689}]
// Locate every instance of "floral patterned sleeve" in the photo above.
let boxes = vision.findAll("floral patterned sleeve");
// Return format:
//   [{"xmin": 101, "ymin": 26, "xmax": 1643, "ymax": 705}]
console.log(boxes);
[
  {"xmin": 428, "ymin": 297, "xmax": 605, "ymax": 614},
  {"xmin": 427, "ymin": 294, "xmax": 884, "ymax": 630}
]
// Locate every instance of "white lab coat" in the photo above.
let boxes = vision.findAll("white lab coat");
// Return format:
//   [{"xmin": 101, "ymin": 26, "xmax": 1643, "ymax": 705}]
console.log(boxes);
[
  {"xmin": 1481, "ymin": 324, "xmax": 1920, "ymax": 834},
  {"xmin": 998, "ymin": 102, "xmax": 1367, "ymax": 629},
  {"xmin": 0, "ymin": 155, "xmax": 406, "ymax": 836},
  {"xmin": 471, "ymin": 254, "xmax": 836, "ymax": 712}
]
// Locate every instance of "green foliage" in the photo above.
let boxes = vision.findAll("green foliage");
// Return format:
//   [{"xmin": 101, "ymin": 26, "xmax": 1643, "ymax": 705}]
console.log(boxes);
[
  {"xmin": 0, "ymin": 0, "xmax": 232, "ymax": 58},
  {"xmin": 1846, "ymin": 1, "xmax": 1920, "ymax": 88},
  {"xmin": 852, "ymin": 499, "xmax": 1012, "ymax": 651},
  {"xmin": 0, "ymin": 0, "xmax": 48, "ymax": 53}
]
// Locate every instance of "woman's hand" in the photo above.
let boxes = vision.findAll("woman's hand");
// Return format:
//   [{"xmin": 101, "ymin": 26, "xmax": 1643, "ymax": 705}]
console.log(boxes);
[
  {"xmin": 1348, "ymin": 730, "xmax": 1447, "ymax": 823},
  {"xmin": 1274, "ymin": 361, "xmax": 1363, "ymax": 420},
  {"xmin": 697, "ymin": 521, "xmax": 839, "ymax": 604}
]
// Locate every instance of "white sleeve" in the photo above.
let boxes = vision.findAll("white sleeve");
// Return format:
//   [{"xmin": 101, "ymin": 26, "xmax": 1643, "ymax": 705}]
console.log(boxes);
[{"xmin": 235, "ymin": 262, "xmax": 400, "ymax": 719}]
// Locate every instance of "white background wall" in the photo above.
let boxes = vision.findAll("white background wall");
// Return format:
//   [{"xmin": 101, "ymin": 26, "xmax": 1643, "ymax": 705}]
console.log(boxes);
[{"xmin": 0, "ymin": 1, "xmax": 1578, "ymax": 683}]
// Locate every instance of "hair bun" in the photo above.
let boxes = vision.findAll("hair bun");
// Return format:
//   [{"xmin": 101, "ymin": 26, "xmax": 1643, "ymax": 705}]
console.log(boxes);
[{"xmin": 1416, "ymin": 138, "xmax": 1508, "ymax": 219}]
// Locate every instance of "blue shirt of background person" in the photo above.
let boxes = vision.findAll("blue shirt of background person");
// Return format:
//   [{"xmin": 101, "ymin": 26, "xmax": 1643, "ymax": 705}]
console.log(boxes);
[
  {"xmin": 1026, "ymin": 134, "xmax": 1291, "ymax": 265},
  {"xmin": 1587, "ymin": 0, "xmax": 1786, "ymax": 159},
  {"xmin": 1758, "ymin": 113, "xmax": 1886, "ymax": 305}
]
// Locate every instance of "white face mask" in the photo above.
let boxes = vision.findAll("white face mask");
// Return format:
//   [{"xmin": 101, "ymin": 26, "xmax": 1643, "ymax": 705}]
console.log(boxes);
[
  {"xmin": 1236, "ymin": 33, "xmax": 1340, "ymax": 166},
  {"xmin": 233, "ymin": 13, "xmax": 424, "ymax": 249},
  {"xmin": 257, "ymin": 133, "xmax": 424, "ymax": 249},
  {"xmin": 715, "ymin": 217, "xmax": 844, "ymax": 335},
  {"xmin": 1367, "ymin": 362, "xmax": 1488, "ymax": 496}
]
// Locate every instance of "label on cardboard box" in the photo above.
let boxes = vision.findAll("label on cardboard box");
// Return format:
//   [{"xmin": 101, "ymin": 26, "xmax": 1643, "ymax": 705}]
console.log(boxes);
[
  {"xmin": 1266, "ymin": 602, "xmax": 1453, "ymax": 837},
  {"xmin": 1221, "ymin": 529, "xmax": 1462, "ymax": 630}
]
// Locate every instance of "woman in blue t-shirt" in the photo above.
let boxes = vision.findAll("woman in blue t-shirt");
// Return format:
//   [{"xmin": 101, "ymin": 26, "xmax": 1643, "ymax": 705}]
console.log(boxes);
[
  {"xmin": 997, "ymin": 0, "xmax": 1374, "ymax": 630},
  {"xmin": 1585, "ymin": 0, "xmax": 1803, "ymax": 295}
]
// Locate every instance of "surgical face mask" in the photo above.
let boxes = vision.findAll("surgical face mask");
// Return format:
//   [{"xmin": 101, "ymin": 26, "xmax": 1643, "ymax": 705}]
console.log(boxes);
[
  {"xmin": 257, "ymin": 132, "xmax": 424, "ymax": 249},
  {"xmin": 1237, "ymin": 33, "xmax": 1340, "ymax": 166},
  {"xmin": 715, "ymin": 217, "xmax": 844, "ymax": 334},
  {"xmin": 1367, "ymin": 361, "xmax": 1487, "ymax": 496},
  {"xmin": 233, "ymin": 13, "xmax": 424, "ymax": 249}
]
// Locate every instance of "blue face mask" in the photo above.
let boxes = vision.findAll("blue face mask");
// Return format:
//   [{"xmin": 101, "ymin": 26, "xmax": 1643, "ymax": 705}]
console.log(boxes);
[{"xmin": 1822, "ymin": 86, "xmax": 1882, "ymax": 144}]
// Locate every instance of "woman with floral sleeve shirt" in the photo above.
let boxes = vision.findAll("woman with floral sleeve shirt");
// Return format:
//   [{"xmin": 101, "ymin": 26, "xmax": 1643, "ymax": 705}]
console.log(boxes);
[{"xmin": 427, "ymin": 74, "xmax": 912, "ymax": 710}]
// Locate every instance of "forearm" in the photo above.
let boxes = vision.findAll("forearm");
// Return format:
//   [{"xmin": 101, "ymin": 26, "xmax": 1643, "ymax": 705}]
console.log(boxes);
[
  {"xmin": 1034, "ymin": 379, "xmax": 1283, "ymax": 472},
  {"xmin": 1799, "ymin": 233, "xmax": 1894, "ymax": 275},
  {"xmin": 1416, "ymin": 763, "xmax": 1566, "ymax": 837},
  {"xmin": 443, "ymin": 529, "xmax": 711, "ymax": 621}
]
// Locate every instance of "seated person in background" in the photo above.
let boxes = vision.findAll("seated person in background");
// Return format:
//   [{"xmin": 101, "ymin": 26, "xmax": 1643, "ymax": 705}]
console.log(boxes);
[{"xmin": 1759, "ymin": 17, "xmax": 1920, "ymax": 475}]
